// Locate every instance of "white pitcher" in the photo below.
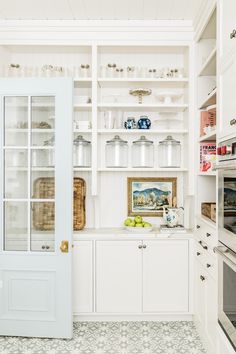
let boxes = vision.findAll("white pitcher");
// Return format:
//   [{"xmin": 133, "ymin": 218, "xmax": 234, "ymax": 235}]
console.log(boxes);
[{"xmin": 163, "ymin": 206, "xmax": 184, "ymax": 228}]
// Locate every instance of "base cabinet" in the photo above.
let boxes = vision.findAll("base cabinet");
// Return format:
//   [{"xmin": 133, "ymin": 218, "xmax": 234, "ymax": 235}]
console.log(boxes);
[
  {"xmin": 195, "ymin": 260, "xmax": 217, "ymax": 354},
  {"xmin": 96, "ymin": 241, "xmax": 142, "ymax": 313},
  {"xmin": 143, "ymin": 240, "xmax": 189, "ymax": 312},
  {"xmin": 73, "ymin": 241, "xmax": 93, "ymax": 314},
  {"xmin": 95, "ymin": 239, "xmax": 190, "ymax": 314}
]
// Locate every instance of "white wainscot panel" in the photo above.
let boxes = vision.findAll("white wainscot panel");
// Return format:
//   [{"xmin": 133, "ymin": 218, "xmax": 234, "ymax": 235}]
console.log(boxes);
[{"xmin": 1, "ymin": 270, "xmax": 56, "ymax": 321}]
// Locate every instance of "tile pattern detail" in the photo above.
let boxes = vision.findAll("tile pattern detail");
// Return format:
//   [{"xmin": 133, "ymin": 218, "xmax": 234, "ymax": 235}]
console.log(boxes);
[{"xmin": 0, "ymin": 321, "xmax": 206, "ymax": 354}]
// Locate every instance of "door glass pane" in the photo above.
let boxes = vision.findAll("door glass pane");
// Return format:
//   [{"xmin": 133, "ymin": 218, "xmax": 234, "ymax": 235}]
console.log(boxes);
[
  {"xmin": 30, "ymin": 96, "xmax": 55, "ymax": 252},
  {"xmin": 4, "ymin": 149, "xmax": 28, "ymax": 198},
  {"xmin": 4, "ymin": 201, "xmax": 28, "ymax": 251},
  {"xmin": 4, "ymin": 96, "xmax": 28, "ymax": 146},
  {"xmin": 31, "ymin": 96, "xmax": 55, "ymax": 147},
  {"xmin": 31, "ymin": 202, "xmax": 55, "ymax": 252}
]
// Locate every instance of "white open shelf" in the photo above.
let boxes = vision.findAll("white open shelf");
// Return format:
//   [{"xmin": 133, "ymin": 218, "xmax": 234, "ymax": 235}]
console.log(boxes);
[
  {"xmin": 74, "ymin": 104, "xmax": 92, "ymax": 110},
  {"xmin": 98, "ymin": 104, "xmax": 188, "ymax": 112},
  {"xmin": 199, "ymin": 87, "xmax": 217, "ymax": 109},
  {"xmin": 198, "ymin": 171, "xmax": 216, "ymax": 176},
  {"xmin": 199, "ymin": 129, "xmax": 216, "ymax": 142},
  {"xmin": 97, "ymin": 77, "xmax": 189, "ymax": 88},
  {"xmin": 198, "ymin": 46, "xmax": 216, "ymax": 76},
  {"xmin": 97, "ymin": 129, "xmax": 188, "ymax": 134},
  {"xmin": 98, "ymin": 168, "xmax": 188, "ymax": 172}
]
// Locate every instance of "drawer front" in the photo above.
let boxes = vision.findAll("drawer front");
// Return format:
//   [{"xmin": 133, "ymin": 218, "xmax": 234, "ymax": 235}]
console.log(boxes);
[
  {"xmin": 195, "ymin": 240, "xmax": 217, "ymax": 281},
  {"xmin": 195, "ymin": 219, "xmax": 217, "ymax": 247}
]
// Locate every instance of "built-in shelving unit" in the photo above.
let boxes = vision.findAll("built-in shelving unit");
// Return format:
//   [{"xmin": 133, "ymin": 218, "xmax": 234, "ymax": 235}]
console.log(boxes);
[
  {"xmin": 195, "ymin": 7, "xmax": 217, "ymax": 226},
  {"xmin": 0, "ymin": 43, "xmax": 193, "ymax": 229}
]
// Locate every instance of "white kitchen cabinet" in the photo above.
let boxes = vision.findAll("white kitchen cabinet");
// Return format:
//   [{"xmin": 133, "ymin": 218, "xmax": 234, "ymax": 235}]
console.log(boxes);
[
  {"xmin": 95, "ymin": 239, "xmax": 190, "ymax": 315},
  {"xmin": 73, "ymin": 241, "xmax": 93, "ymax": 314},
  {"xmin": 143, "ymin": 240, "xmax": 189, "ymax": 312},
  {"xmin": 195, "ymin": 262, "xmax": 206, "ymax": 331},
  {"xmin": 96, "ymin": 240, "xmax": 142, "ymax": 313},
  {"xmin": 219, "ymin": 52, "xmax": 236, "ymax": 140},
  {"xmin": 195, "ymin": 258, "xmax": 217, "ymax": 354},
  {"xmin": 219, "ymin": 0, "xmax": 236, "ymax": 60}
]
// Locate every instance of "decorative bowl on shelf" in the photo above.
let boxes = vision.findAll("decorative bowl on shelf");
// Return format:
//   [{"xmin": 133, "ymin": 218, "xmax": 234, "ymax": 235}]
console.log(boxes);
[
  {"xmin": 156, "ymin": 91, "xmax": 182, "ymax": 104},
  {"xmin": 125, "ymin": 226, "xmax": 153, "ymax": 233}
]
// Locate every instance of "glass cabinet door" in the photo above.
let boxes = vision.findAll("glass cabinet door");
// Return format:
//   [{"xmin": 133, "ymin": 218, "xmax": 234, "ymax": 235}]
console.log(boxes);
[{"xmin": 3, "ymin": 95, "xmax": 56, "ymax": 252}]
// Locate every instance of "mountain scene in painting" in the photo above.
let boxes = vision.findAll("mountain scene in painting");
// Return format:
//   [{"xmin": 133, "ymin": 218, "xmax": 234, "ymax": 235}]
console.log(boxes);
[{"xmin": 133, "ymin": 187, "xmax": 172, "ymax": 211}]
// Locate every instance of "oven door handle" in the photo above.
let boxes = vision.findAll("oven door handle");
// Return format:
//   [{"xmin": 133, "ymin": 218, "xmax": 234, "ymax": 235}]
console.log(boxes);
[{"xmin": 214, "ymin": 246, "xmax": 236, "ymax": 270}]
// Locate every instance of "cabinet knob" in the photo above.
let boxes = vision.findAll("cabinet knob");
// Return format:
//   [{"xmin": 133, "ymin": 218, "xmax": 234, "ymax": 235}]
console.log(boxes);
[
  {"xmin": 196, "ymin": 225, "xmax": 200, "ymax": 229},
  {"xmin": 230, "ymin": 29, "xmax": 236, "ymax": 39},
  {"xmin": 138, "ymin": 245, "xmax": 142, "ymax": 249},
  {"xmin": 143, "ymin": 244, "xmax": 147, "ymax": 249},
  {"xmin": 46, "ymin": 245, "xmax": 50, "ymax": 250},
  {"xmin": 42, "ymin": 245, "xmax": 46, "ymax": 250},
  {"xmin": 230, "ymin": 118, "xmax": 236, "ymax": 126},
  {"xmin": 197, "ymin": 252, "xmax": 201, "ymax": 256},
  {"xmin": 206, "ymin": 233, "xmax": 211, "ymax": 237},
  {"xmin": 206, "ymin": 263, "xmax": 211, "ymax": 268},
  {"xmin": 200, "ymin": 275, "xmax": 205, "ymax": 281}
]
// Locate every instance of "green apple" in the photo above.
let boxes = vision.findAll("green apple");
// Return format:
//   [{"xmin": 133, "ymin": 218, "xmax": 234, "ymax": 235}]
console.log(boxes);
[
  {"xmin": 134, "ymin": 215, "xmax": 143, "ymax": 224},
  {"xmin": 130, "ymin": 220, "xmax": 136, "ymax": 227},
  {"xmin": 143, "ymin": 222, "xmax": 152, "ymax": 228},
  {"xmin": 135, "ymin": 223, "xmax": 144, "ymax": 227},
  {"xmin": 124, "ymin": 218, "xmax": 133, "ymax": 226}
]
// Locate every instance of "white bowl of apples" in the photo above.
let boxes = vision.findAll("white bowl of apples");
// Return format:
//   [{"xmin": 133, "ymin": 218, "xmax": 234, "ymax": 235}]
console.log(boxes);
[{"xmin": 124, "ymin": 216, "xmax": 153, "ymax": 233}]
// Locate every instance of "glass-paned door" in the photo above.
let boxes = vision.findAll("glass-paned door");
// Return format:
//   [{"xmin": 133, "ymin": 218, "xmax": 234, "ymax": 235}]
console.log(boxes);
[{"xmin": 0, "ymin": 78, "xmax": 73, "ymax": 338}]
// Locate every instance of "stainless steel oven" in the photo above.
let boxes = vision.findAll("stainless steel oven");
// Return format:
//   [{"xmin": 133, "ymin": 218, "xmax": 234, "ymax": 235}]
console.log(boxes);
[
  {"xmin": 216, "ymin": 137, "xmax": 236, "ymax": 349},
  {"xmin": 218, "ymin": 137, "xmax": 236, "ymax": 253},
  {"xmin": 215, "ymin": 245, "xmax": 236, "ymax": 350}
]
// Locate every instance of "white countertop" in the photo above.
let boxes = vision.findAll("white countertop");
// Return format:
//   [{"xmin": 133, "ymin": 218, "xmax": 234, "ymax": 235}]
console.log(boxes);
[{"xmin": 73, "ymin": 227, "xmax": 193, "ymax": 240}]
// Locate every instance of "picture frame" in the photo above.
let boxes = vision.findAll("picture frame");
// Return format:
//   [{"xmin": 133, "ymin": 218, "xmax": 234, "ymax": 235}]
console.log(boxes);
[{"xmin": 127, "ymin": 177, "xmax": 177, "ymax": 217}]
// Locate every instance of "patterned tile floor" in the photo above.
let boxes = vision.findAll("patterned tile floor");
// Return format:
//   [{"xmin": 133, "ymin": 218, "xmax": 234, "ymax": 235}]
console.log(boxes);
[{"xmin": 0, "ymin": 321, "xmax": 206, "ymax": 354}]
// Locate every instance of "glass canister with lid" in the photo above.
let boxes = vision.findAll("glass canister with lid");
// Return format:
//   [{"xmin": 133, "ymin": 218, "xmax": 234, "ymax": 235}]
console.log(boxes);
[
  {"xmin": 43, "ymin": 136, "xmax": 55, "ymax": 166},
  {"xmin": 105, "ymin": 135, "xmax": 128, "ymax": 168},
  {"xmin": 158, "ymin": 135, "xmax": 181, "ymax": 168},
  {"xmin": 73, "ymin": 135, "xmax": 91, "ymax": 167},
  {"xmin": 132, "ymin": 135, "xmax": 154, "ymax": 168}
]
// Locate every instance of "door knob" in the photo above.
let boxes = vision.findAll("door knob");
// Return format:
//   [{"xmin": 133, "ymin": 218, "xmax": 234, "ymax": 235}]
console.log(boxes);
[{"xmin": 60, "ymin": 240, "xmax": 69, "ymax": 253}]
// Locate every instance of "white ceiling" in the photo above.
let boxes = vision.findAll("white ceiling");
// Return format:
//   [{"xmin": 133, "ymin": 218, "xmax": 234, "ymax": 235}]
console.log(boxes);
[{"xmin": 0, "ymin": 0, "xmax": 205, "ymax": 21}]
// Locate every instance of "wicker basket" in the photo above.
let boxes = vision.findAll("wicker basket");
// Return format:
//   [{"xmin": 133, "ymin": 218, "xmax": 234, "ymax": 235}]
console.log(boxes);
[{"xmin": 32, "ymin": 177, "xmax": 86, "ymax": 231}]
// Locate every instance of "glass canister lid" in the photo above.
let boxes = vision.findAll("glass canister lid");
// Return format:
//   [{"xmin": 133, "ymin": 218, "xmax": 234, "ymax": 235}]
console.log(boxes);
[
  {"xmin": 132, "ymin": 135, "xmax": 153, "ymax": 145},
  {"xmin": 73, "ymin": 135, "xmax": 91, "ymax": 145},
  {"xmin": 159, "ymin": 135, "xmax": 180, "ymax": 145},
  {"xmin": 106, "ymin": 135, "xmax": 128, "ymax": 145}
]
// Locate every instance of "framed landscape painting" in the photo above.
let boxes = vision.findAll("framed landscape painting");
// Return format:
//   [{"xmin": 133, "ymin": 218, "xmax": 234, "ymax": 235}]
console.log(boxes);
[{"xmin": 127, "ymin": 177, "xmax": 177, "ymax": 217}]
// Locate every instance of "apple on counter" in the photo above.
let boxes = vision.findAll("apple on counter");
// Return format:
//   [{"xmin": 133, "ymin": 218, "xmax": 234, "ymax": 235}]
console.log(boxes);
[{"xmin": 124, "ymin": 216, "xmax": 152, "ymax": 228}]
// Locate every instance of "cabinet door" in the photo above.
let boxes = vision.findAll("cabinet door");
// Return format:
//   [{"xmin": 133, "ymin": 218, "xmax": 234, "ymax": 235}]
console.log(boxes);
[
  {"xmin": 195, "ymin": 262, "xmax": 206, "ymax": 330},
  {"xmin": 73, "ymin": 241, "xmax": 93, "ymax": 313},
  {"xmin": 96, "ymin": 241, "xmax": 142, "ymax": 313},
  {"xmin": 219, "ymin": 0, "xmax": 236, "ymax": 60},
  {"xmin": 143, "ymin": 240, "xmax": 189, "ymax": 312},
  {"xmin": 219, "ymin": 53, "xmax": 236, "ymax": 139},
  {"xmin": 206, "ymin": 273, "xmax": 217, "ymax": 351}
]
